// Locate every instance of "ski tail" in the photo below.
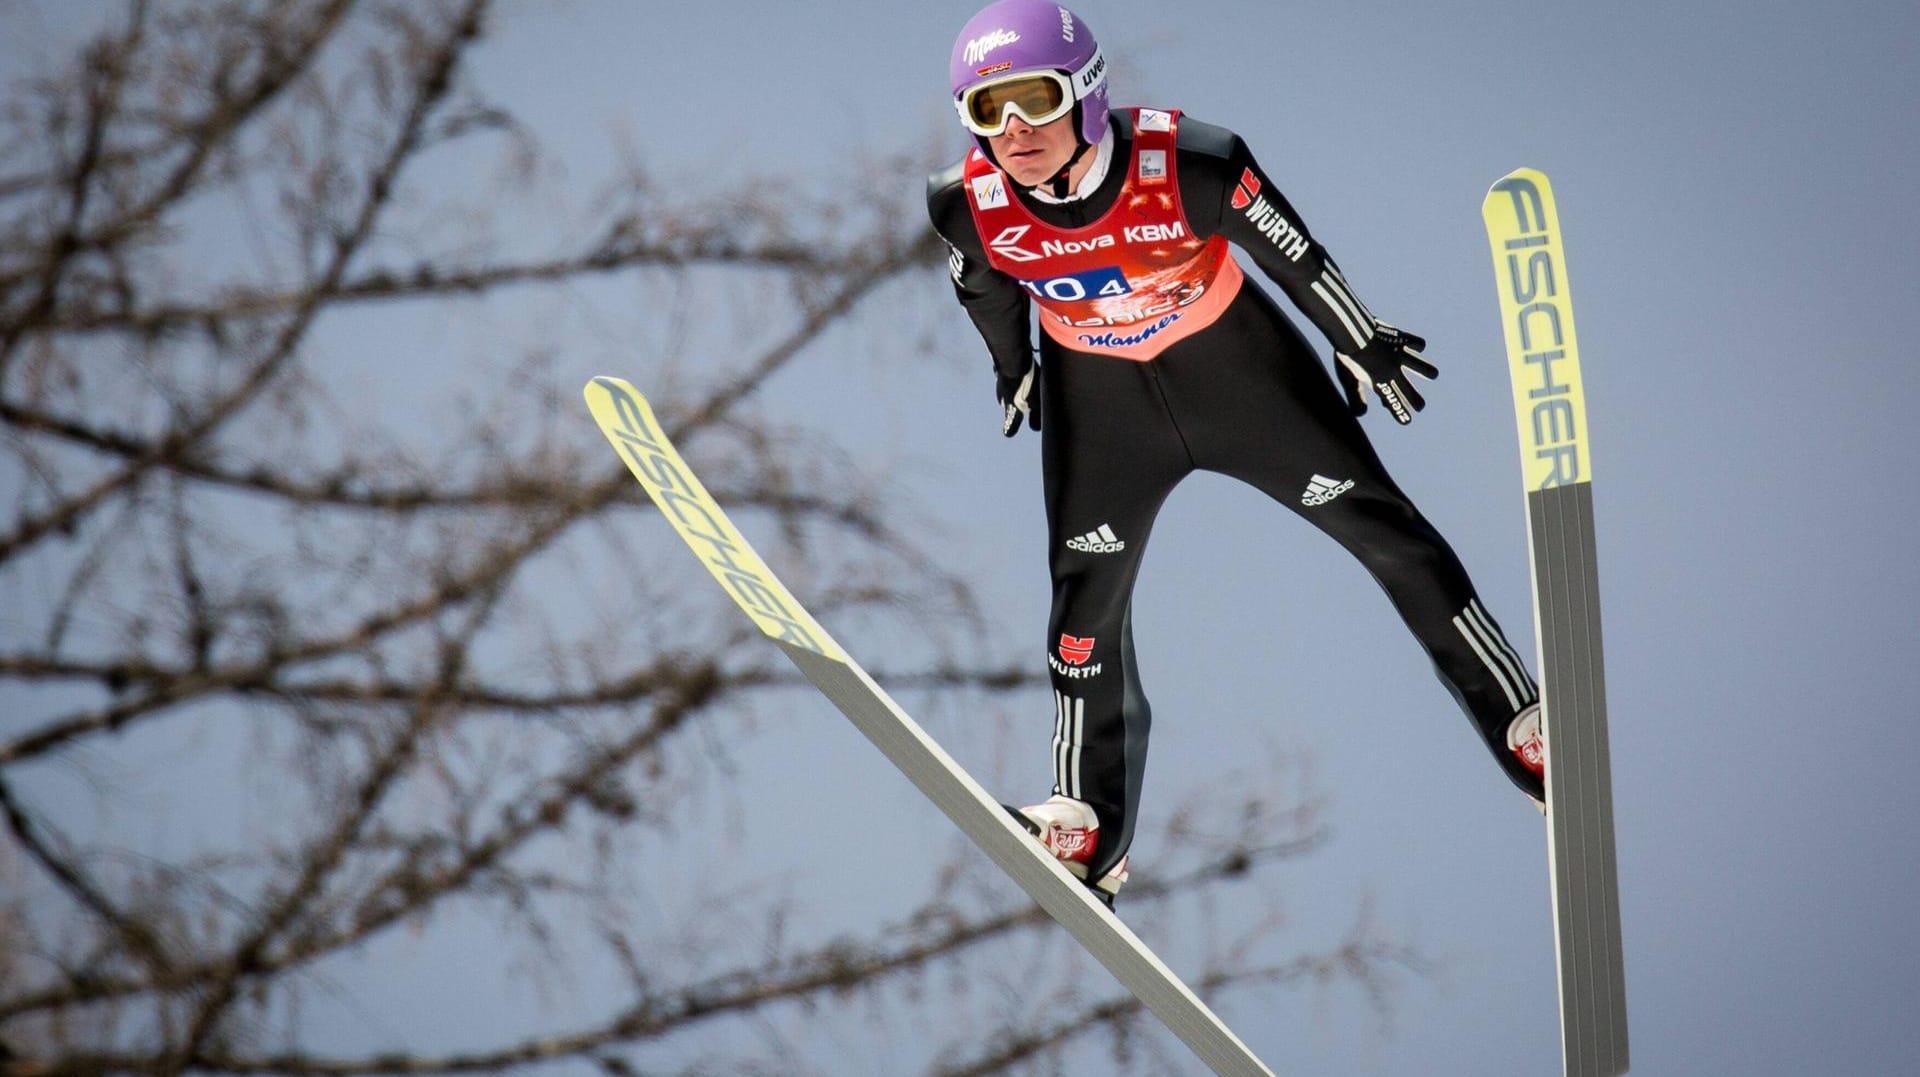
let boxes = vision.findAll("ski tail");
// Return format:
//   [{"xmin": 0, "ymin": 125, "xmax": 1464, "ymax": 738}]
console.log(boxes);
[{"xmin": 1483, "ymin": 169, "xmax": 1630, "ymax": 1077}]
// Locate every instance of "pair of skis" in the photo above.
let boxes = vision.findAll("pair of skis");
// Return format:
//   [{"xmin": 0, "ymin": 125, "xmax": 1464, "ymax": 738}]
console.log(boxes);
[{"xmin": 584, "ymin": 168, "xmax": 1624, "ymax": 1076}]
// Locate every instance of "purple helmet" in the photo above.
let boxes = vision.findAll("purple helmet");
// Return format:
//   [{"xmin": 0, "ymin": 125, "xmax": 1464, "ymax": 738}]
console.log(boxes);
[{"xmin": 950, "ymin": 0, "xmax": 1109, "ymax": 155}]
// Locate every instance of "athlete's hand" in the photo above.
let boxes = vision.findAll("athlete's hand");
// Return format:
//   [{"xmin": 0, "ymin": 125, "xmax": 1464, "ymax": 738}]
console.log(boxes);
[
  {"xmin": 997, "ymin": 363, "xmax": 1042, "ymax": 437},
  {"xmin": 1335, "ymin": 324, "xmax": 1436, "ymax": 425}
]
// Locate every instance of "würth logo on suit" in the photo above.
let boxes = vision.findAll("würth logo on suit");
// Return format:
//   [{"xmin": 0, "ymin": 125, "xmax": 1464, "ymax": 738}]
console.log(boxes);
[{"xmin": 1050, "ymin": 634, "xmax": 1101, "ymax": 678}]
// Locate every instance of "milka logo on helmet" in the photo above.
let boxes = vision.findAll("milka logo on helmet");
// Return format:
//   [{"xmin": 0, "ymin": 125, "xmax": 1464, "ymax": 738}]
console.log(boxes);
[
  {"xmin": 1078, "ymin": 312, "xmax": 1182, "ymax": 349},
  {"xmin": 963, "ymin": 29, "xmax": 1020, "ymax": 65}
]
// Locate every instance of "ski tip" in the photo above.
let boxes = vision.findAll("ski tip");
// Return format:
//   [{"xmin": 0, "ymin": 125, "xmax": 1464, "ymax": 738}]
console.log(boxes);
[
  {"xmin": 1483, "ymin": 168, "xmax": 1556, "ymax": 219},
  {"xmin": 583, "ymin": 376, "xmax": 665, "ymax": 434},
  {"xmin": 1487, "ymin": 165, "xmax": 1550, "ymax": 195},
  {"xmin": 583, "ymin": 374, "xmax": 639, "ymax": 404}
]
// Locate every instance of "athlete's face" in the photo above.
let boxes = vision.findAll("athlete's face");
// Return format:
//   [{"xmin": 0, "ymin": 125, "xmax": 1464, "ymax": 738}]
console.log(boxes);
[{"xmin": 988, "ymin": 112, "xmax": 1079, "ymax": 188}]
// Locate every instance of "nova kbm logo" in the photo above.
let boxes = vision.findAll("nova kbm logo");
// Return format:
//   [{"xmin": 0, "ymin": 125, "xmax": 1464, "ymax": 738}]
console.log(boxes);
[{"xmin": 989, "ymin": 224, "xmax": 1041, "ymax": 263}]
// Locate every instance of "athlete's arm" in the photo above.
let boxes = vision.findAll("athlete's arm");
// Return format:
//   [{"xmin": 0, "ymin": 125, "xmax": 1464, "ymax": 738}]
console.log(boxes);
[
  {"xmin": 1174, "ymin": 120, "xmax": 1381, "ymax": 351},
  {"xmin": 927, "ymin": 164, "xmax": 1035, "ymax": 383},
  {"xmin": 1177, "ymin": 120, "xmax": 1436, "ymax": 422}
]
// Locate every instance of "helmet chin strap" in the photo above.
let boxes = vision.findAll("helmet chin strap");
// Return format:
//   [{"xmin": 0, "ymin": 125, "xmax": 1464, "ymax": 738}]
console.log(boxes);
[{"xmin": 1044, "ymin": 139, "xmax": 1093, "ymax": 199}]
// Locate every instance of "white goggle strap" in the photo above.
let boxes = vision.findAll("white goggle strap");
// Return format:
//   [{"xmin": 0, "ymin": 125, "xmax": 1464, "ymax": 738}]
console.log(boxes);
[{"xmin": 1067, "ymin": 45, "xmax": 1105, "ymax": 103}]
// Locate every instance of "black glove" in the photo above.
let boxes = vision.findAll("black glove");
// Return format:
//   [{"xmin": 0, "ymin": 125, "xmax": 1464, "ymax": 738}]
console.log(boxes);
[
  {"xmin": 1334, "ymin": 324, "xmax": 1436, "ymax": 425},
  {"xmin": 996, "ymin": 363, "xmax": 1041, "ymax": 437}
]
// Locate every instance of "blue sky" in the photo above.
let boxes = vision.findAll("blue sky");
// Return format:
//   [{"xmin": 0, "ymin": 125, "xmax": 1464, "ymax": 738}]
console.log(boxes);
[
  {"xmin": 483, "ymin": 3, "xmax": 1920, "ymax": 1071},
  {"xmin": 8, "ymin": 1, "xmax": 1919, "ymax": 1073}
]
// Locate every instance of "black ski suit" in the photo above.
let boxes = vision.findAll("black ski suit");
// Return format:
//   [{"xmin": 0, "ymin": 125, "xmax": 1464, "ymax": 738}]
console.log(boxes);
[{"xmin": 928, "ymin": 110, "xmax": 1542, "ymax": 884}]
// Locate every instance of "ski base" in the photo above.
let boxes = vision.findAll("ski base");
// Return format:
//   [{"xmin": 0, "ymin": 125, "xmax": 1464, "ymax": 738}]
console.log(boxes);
[{"xmin": 1531, "ymin": 481, "xmax": 1629, "ymax": 1077}]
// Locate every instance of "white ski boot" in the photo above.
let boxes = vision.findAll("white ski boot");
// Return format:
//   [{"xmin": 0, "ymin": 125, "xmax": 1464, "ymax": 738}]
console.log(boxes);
[
  {"xmin": 1508, "ymin": 703, "xmax": 1546, "ymax": 813},
  {"xmin": 1013, "ymin": 794, "xmax": 1129, "ymax": 901}
]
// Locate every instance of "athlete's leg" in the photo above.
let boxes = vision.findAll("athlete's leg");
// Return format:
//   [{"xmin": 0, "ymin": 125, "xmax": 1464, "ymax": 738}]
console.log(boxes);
[
  {"xmin": 1039, "ymin": 342, "xmax": 1191, "ymax": 879},
  {"xmin": 1160, "ymin": 290, "xmax": 1543, "ymax": 799}
]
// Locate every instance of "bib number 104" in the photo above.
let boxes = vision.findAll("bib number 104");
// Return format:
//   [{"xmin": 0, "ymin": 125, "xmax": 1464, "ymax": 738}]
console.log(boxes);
[{"xmin": 1020, "ymin": 266, "xmax": 1132, "ymax": 302}]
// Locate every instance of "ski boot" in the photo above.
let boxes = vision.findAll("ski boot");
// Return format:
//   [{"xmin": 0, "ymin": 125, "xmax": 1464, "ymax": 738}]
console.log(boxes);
[
  {"xmin": 1508, "ymin": 703, "xmax": 1546, "ymax": 813},
  {"xmin": 1008, "ymin": 794, "xmax": 1129, "ymax": 906}
]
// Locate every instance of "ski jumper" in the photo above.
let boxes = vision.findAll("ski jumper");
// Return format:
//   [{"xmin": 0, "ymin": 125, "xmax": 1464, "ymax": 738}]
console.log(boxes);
[{"xmin": 928, "ymin": 110, "xmax": 1542, "ymax": 883}]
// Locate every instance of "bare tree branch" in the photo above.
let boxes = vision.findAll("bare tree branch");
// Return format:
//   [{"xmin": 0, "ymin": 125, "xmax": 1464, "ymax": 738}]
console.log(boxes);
[{"xmin": 0, "ymin": 4, "xmax": 1429, "ymax": 1073}]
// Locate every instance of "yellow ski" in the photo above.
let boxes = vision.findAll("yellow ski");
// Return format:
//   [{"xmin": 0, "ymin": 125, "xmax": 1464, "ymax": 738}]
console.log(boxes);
[
  {"xmin": 1484, "ymin": 169, "xmax": 1630, "ymax": 1076},
  {"xmin": 584, "ymin": 376, "xmax": 1274, "ymax": 1077}
]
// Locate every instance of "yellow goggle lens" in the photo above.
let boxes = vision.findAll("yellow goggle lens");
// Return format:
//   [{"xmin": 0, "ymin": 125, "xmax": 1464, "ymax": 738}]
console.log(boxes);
[{"xmin": 965, "ymin": 75, "xmax": 1070, "ymax": 131}]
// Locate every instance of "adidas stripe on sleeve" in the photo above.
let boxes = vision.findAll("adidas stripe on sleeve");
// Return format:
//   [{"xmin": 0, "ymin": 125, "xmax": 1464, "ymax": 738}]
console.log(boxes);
[{"xmin": 1452, "ymin": 599, "xmax": 1538, "ymax": 714}]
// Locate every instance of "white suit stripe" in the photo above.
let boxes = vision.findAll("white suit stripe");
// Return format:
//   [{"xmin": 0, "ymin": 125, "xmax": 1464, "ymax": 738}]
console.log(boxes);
[
  {"xmin": 1455, "ymin": 611, "xmax": 1524, "ymax": 712},
  {"xmin": 1311, "ymin": 280, "xmax": 1371, "ymax": 349},
  {"xmin": 1467, "ymin": 600, "xmax": 1536, "ymax": 704}
]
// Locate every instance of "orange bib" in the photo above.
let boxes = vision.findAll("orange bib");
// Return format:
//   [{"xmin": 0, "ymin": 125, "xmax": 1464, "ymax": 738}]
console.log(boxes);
[{"xmin": 963, "ymin": 108, "xmax": 1243, "ymax": 361}]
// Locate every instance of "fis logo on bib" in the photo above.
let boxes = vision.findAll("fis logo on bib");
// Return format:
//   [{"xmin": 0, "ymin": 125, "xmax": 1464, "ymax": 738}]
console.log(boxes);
[
  {"xmin": 971, "ymin": 173, "xmax": 1008, "ymax": 210},
  {"xmin": 1050, "ymin": 634, "xmax": 1101, "ymax": 678},
  {"xmin": 1066, "ymin": 523, "xmax": 1126, "ymax": 553},
  {"xmin": 1301, "ymin": 473, "xmax": 1355, "ymax": 506}
]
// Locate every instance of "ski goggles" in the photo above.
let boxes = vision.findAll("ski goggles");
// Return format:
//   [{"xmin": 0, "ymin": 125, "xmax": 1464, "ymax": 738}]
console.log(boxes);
[{"xmin": 955, "ymin": 49, "xmax": 1104, "ymax": 137}]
